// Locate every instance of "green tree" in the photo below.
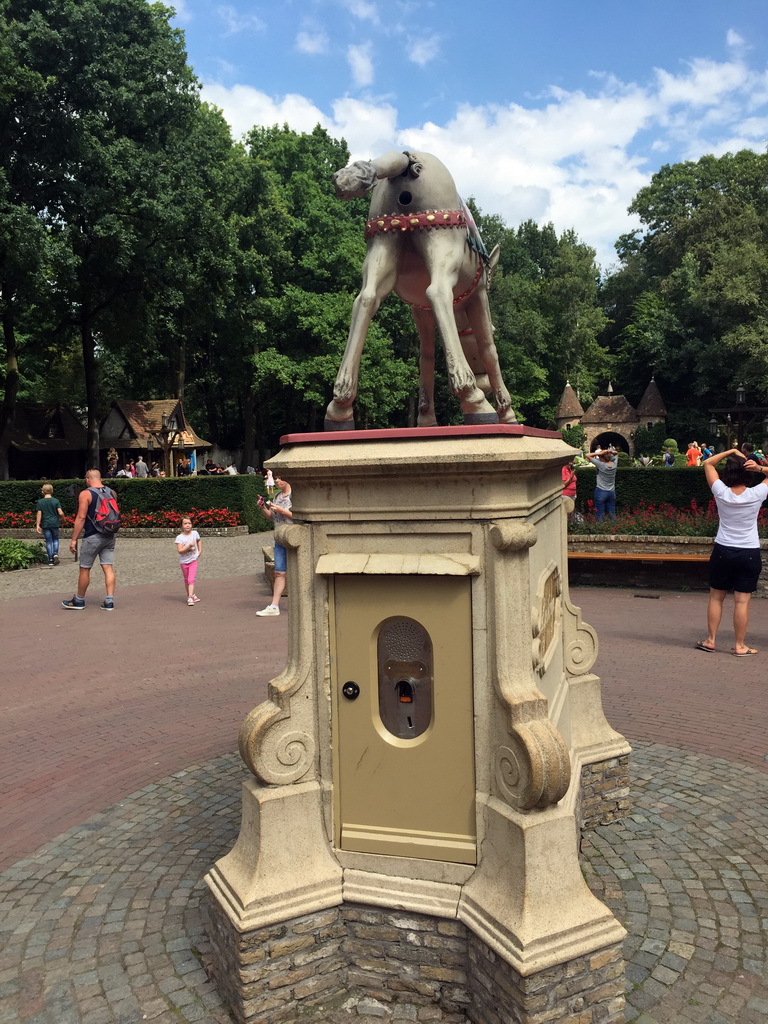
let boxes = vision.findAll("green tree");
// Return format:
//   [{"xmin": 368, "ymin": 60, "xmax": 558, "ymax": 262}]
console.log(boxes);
[
  {"xmin": 469, "ymin": 210, "xmax": 610, "ymax": 425},
  {"xmin": 605, "ymin": 150, "xmax": 768, "ymax": 415},
  {"xmin": 2, "ymin": 0, "xmax": 200, "ymax": 467}
]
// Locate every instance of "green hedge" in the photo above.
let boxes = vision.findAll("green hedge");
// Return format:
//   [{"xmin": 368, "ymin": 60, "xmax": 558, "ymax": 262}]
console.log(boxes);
[
  {"xmin": 576, "ymin": 466, "xmax": 716, "ymax": 511},
  {"xmin": 0, "ymin": 476, "xmax": 270, "ymax": 533}
]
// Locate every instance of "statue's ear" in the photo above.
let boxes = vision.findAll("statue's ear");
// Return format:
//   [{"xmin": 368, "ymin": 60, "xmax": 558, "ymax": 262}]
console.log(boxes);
[{"xmin": 488, "ymin": 244, "xmax": 500, "ymax": 271}]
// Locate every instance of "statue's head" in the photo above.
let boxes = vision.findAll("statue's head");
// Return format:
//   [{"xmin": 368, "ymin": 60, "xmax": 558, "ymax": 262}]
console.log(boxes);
[{"xmin": 331, "ymin": 160, "xmax": 377, "ymax": 201}]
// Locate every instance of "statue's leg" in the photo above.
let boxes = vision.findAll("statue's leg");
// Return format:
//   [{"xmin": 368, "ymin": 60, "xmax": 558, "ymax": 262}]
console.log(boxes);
[
  {"xmin": 325, "ymin": 238, "xmax": 398, "ymax": 430},
  {"xmin": 464, "ymin": 291, "xmax": 517, "ymax": 424},
  {"xmin": 420, "ymin": 236, "xmax": 497, "ymax": 424},
  {"xmin": 411, "ymin": 306, "xmax": 438, "ymax": 427},
  {"xmin": 455, "ymin": 310, "xmax": 491, "ymax": 396}
]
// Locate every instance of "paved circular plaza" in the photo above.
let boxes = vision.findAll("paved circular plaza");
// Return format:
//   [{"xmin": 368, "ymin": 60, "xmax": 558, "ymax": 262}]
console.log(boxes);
[{"xmin": 1, "ymin": 537, "xmax": 767, "ymax": 1023}]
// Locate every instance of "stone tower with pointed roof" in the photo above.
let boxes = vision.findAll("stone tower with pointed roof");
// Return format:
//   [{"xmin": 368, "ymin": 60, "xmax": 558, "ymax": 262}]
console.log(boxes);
[
  {"xmin": 554, "ymin": 381, "xmax": 585, "ymax": 431},
  {"xmin": 635, "ymin": 376, "xmax": 667, "ymax": 428},
  {"xmin": 555, "ymin": 378, "xmax": 667, "ymax": 455}
]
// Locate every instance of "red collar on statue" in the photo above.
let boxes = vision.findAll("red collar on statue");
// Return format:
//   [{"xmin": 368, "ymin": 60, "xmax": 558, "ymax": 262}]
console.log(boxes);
[{"xmin": 365, "ymin": 209, "xmax": 466, "ymax": 238}]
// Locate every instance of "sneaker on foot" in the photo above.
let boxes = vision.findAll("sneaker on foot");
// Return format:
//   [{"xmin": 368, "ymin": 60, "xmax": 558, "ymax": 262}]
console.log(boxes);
[
  {"xmin": 100, "ymin": 600, "xmax": 114, "ymax": 611},
  {"xmin": 48, "ymin": 561, "xmax": 54, "ymax": 566},
  {"xmin": 256, "ymin": 605, "xmax": 280, "ymax": 616},
  {"xmin": 53, "ymin": 554, "xmax": 60, "ymax": 565},
  {"xmin": 187, "ymin": 597, "xmax": 195, "ymax": 606},
  {"xmin": 192, "ymin": 595, "xmax": 200, "ymax": 603},
  {"xmin": 62, "ymin": 596, "xmax": 85, "ymax": 609}
]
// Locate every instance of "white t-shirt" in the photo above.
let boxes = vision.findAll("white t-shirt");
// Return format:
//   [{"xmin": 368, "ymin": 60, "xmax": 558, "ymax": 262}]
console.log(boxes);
[
  {"xmin": 175, "ymin": 530, "xmax": 201, "ymax": 564},
  {"xmin": 711, "ymin": 479, "xmax": 768, "ymax": 548}
]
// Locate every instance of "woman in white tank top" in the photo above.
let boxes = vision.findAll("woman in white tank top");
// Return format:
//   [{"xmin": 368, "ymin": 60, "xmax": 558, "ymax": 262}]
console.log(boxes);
[{"xmin": 698, "ymin": 447, "xmax": 768, "ymax": 656}]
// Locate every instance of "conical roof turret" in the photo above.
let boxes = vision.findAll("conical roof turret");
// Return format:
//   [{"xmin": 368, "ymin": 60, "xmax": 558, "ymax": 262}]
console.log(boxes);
[
  {"xmin": 555, "ymin": 380, "xmax": 584, "ymax": 420},
  {"xmin": 636, "ymin": 377, "xmax": 667, "ymax": 418}
]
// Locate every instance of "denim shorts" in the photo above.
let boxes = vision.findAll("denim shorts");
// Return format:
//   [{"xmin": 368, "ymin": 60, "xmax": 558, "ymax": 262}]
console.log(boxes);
[
  {"xmin": 80, "ymin": 533, "xmax": 116, "ymax": 568},
  {"xmin": 273, "ymin": 541, "xmax": 287, "ymax": 574},
  {"xmin": 708, "ymin": 543, "xmax": 761, "ymax": 594}
]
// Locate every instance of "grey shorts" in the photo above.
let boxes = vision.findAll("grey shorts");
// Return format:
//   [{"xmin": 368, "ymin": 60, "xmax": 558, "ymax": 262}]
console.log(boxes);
[{"xmin": 80, "ymin": 533, "xmax": 116, "ymax": 569}]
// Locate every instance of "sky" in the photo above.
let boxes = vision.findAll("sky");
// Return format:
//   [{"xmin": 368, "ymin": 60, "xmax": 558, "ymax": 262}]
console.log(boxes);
[{"xmin": 168, "ymin": 0, "xmax": 768, "ymax": 272}]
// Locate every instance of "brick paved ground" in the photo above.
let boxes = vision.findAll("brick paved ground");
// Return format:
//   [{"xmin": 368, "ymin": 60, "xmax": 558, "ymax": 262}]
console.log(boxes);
[
  {"xmin": 2, "ymin": 548, "xmax": 768, "ymax": 1023},
  {"xmin": 1, "ymin": 534, "xmax": 287, "ymax": 871}
]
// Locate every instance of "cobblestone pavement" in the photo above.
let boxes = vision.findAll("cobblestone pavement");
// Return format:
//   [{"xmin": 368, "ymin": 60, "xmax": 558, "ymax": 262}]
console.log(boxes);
[
  {"xmin": 1, "ymin": 743, "xmax": 766, "ymax": 1024},
  {"xmin": 3, "ymin": 551, "xmax": 768, "ymax": 1023}
]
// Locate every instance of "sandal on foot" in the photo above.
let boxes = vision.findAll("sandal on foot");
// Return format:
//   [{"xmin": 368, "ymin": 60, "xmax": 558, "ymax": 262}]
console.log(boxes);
[
  {"xmin": 695, "ymin": 640, "xmax": 716, "ymax": 653},
  {"xmin": 732, "ymin": 647, "xmax": 758, "ymax": 657}
]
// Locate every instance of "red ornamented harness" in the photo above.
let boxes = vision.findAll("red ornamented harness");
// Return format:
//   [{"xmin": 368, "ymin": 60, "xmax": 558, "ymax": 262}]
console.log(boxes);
[{"xmin": 364, "ymin": 209, "xmax": 484, "ymax": 311}]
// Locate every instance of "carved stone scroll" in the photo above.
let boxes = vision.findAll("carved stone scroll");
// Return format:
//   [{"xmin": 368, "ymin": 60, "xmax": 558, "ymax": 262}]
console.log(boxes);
[
  {"xmin": 496, "ymin": 720, "xmax": 571, "ymax": 810},
  {"xmin": 239, "ymin": 523, "xmax": 318, "ymax": 785},
  {"xmin": 489, "ymin": 523, "xmax": 571, "ymax": 810}
]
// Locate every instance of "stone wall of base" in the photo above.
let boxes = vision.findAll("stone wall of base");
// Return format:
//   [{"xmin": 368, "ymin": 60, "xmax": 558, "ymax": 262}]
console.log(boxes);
[
  {"xmin": 468, "ymin": 934, "xmax": 625, "ymax": 1024},
  {"xmin": 578, "ymin": 755, "xmax": 631, "ymax": 830},
  {"xmin": 206, "ymin": 899, "xmax": 625, "ymax": 1024},
  {"xmin": 205, "ymin": 901, "xmax": 347, "ymax": 1023}
]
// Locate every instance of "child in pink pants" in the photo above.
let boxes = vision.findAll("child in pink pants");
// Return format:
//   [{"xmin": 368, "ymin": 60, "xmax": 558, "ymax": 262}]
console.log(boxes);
[{"xmin": 175, "ymin": 517, "xmax": 202, "ymax": 606}]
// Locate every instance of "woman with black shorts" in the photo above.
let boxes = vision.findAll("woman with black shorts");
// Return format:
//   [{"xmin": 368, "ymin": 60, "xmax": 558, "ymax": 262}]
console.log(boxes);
[{"xmin": 697, "ymin": 447, "xmax": 768, "ymax": 656}]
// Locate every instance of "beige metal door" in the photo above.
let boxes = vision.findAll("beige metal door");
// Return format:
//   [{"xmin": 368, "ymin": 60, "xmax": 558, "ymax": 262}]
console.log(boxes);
[{"xmin": 333, "ymin": 575, "xmax": 476, "ymax": 863}]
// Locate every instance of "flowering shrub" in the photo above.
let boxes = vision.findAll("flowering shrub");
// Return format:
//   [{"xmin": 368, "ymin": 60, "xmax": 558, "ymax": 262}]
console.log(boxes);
[
  {"xmin": 119, "ymin": 508, "xmax": 241, "ymax": 529},
  {"xmin": 0, "ymin": 508, "xmax": 241, "ymax": 529},
  {"xmin": 0, "ymin": 511, "xmax": 35, "ymax": 528},
  {"xmin": 569, "ymin": 498, "xmax": 768, "ymax": 538}
]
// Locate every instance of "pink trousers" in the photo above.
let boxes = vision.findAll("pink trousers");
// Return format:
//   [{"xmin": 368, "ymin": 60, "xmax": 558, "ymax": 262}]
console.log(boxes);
[{"xmin": 181, "ymin": 560, "xmax": 198, "ymax": 586}]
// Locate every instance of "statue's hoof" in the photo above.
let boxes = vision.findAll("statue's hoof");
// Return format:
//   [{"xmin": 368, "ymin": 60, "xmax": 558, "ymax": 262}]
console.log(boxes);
[
  {"xmin": 464, "ymin": 412, "xmax": 499, "ymax": 425},
  {"xmin": 324, "ymin": 418, "xmax": 355, "ymax": 432}
]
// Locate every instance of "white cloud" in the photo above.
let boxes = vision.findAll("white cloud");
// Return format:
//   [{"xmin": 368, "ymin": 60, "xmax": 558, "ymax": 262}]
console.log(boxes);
[
  {"xmin": 332, "ymin": 97, "xmax": 398, "ymax": 154},
  {"xmin": 169, "ymin": 0, "xmax": 193, "ymax": 22},
  {"xmin": 727, "ymin": 28, "xmax": 746, "ymax": 49},
  {"xmin": 201, "ymin": 83, "xmax": 329, "ymax": 141},
  {"xmin": 340, "ymin": 0, "xmax": 379, "ymax": 22},
  {"xmin": 217, "ymin": 4, "xmax": 266, "ymax": 36},
  {"xmin": 296, "ymin": 29, "xmax": 329, "ymax": 55},
  {"xmin": 203, "ymin": 43, "xmax": 768, "ymax": 272},
  {"xmin": 407, "ymin": 37, "xmax": 440, "ymax": 68},
  {"xmin": 347, "ymin": 42, "xmax": 374, "ymax": 88},
  {"xmin": 655, "ymin": 58, "xmax": 750, "ymax": 107}
]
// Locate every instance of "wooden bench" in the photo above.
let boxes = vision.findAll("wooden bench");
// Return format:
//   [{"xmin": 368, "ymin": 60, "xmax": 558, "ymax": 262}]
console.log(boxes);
[{"xmin": 568, "ymin": 551, "xmax": 709, "ymax": 563}]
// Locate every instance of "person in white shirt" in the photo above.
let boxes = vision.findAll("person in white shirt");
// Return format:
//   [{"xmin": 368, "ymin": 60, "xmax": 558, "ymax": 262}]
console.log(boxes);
[
  {"xmin": 697, "ymin": 447, "xmax": 768, "ymax": 656},
  {"xmin": 175, "ymin": 517, "xmax": 202, "ymax": 606},
  {"xmin": 256, "ymin": 476, "xmax": 292, "ymax": 616}
]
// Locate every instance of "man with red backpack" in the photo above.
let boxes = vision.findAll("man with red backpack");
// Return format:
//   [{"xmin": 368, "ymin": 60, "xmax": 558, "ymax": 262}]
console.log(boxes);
[{"xmin": 62, "ymin": 469, "xmax": 121, "ymax": 611}]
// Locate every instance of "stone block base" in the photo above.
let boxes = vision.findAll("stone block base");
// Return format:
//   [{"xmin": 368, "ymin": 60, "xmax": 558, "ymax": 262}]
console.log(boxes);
[
  {"xmin": 206, "ymin": 899, "xmax": 625, "ymax": 1024},
  {"xmin": 206, "ymin": 900, "xmax": 347, "ymax": 1023},
  {"xmin": 579, "ymin": 755, "xmax": 631, "ymax": 829}
]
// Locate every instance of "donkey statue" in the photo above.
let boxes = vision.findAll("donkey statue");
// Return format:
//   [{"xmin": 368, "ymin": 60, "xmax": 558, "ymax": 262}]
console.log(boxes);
[{"xmin": 325, "ymin": 150, "xmax": 517, "ymax": 430}]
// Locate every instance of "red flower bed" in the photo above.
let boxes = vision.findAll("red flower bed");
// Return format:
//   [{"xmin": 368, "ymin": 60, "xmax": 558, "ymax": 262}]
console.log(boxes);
[
  {"xmin": 570, "ymin": 498, "xmax": 768, "ymax": 537},
  {"xmin": 119, "ymin": 508, "xmax": 242, "ymax": 529}
]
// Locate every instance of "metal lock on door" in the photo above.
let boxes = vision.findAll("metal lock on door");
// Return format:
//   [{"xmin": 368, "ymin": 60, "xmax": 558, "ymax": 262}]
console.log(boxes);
[{"xmin": 377, "ymin": 617, "xmax": 433, "ymax": 739}]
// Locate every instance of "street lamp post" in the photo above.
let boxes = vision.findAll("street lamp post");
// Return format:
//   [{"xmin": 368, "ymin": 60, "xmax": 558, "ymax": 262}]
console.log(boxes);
[
  {"xmin": 709, "ymin": 385, "xmax": 768, "ymax": 450},
  {"xmin": 151, "ymin": 413, "xmax": 180, "ymax": 477}
]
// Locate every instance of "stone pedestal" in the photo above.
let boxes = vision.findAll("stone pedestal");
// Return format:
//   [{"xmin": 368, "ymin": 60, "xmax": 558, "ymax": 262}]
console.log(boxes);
[{"xmin": 205, "ymin": 425, "xmax": 630, "ymax": 1023}]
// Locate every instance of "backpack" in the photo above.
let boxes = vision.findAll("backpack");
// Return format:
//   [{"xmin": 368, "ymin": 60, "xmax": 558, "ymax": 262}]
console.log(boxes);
[{"xmin": 88, "ymin": 486, "xmax": 121, "ymax": 535}]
